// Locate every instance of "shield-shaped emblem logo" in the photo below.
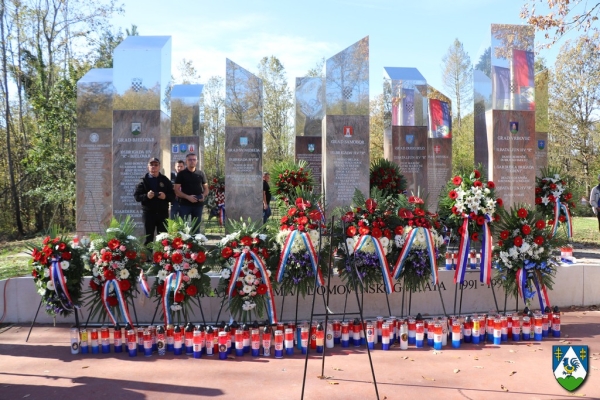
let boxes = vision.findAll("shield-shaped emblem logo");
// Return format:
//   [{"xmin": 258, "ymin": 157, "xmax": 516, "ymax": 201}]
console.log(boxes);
[
  {"xmin": 434, "ymin": 145, "xmax": 441, "ymax": 154},
  {"xmin": 240, "ymin": 137, "xmax": 248, "ymax": 146},
  {"xmin": 131, "ymin": 123, "xmax": 141, "ymax": 136},
  {"xmin": 509, "ymin": 121, "xmax": 519, "ymax": 134},
  {"xmin": 343, "ymin": 126, "xmax": 353, "ymax": 137},
  {"xmin": 552, "ymin": 345, "xmax": 588, "ymax": 391},
  {"xmin": 188, "ymin": 144, "xmax": 195, "ymax": 152},
  {"xmin": 406, "ymin": 135, "xmax": 414, "ymax": 145},
  {"xmin": 172, "ymin": 144, "xmax": 179, "ymax": 153},
  {"xmin": 179, "ymin": 143, "xmax": 188, "ymax": 153},
  {"xmin": 538, "ymin": 140, "xmax": 546, "ymax": 150},
  {"xmin": 131, "ymin": 78, "xmax": 143, "ymax": 92},
  {"xmin": 308, "ymin": 143, "xmax": 315, "ymax": 153}
]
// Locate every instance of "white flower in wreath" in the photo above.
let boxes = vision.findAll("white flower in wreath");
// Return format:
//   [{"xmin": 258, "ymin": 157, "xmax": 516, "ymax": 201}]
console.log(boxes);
[
  {"xmin": 346, "ymin": 238, "xmax": 355, "ymax": 255},
  {"xmin": 508, "ymin": 247, "xmax": 518, "ymax": 259},
  {"xmin": 92, "ymin": 267, "xmax": 99, "ymax": 277},
  {"xmin": 243, "ymin": 285, "xmax": 253, "ymax": 294},
  {"xmin": 155, "ymin": 232, "xmax": 169, "ymax": 241},
  {"xmin": 119, "ymin": 269, "xmax": 130, "ymax": 280},
  {"xmin": 379, "ymin": 237, "xmax": 390, "ymax": 249},
  {"xmin": 157, "ymin": 270, "xmax": 168, "ymax": 281},
  {"xmin": 552, "ymin": 190, "xmax": 563, "ymax": 199},
  {"xmin": 195, "ymin": 233, "xmax": 208, "ymax": 244},
  {"xmin": 394, "ymin": 235, "xmax": 405, "ymax": 249},
  {"xmin": 251, "ymin": 232, "xmax": 259, "ymax": 239},
  {"xmin": 244, "ymin": 274, "xmax": 255, "ymax": 285},
  {"xmin": 499, "ymin": 251, "xmax": 509, "ymax": 264},
  {"xmin": 46, "ymin": 280, "xmax": 56, "ymax": 291},
  {"xmin": 171, "ymin": 304, "xmax": 182, "ymax": 311},
  {"xmin": 60, "ymin": 261, "xmax": 70, "ymax": 270},
  {"xmin": 519, "ymin": 242, "xmax": 531, "ymax": 255},
  {"xmin": 266, "ymin": 270, "xmax": 272, "ymax": 278},
  {"xmin": 308, "ymin": 229, "xmax": 320, "ymax": 245},
  {"xmin": 291, "ymin": 237, "xmax": 305, "ymax": 253},
  {"xmin": 541, "ymin": 196, "xmax": 550, "ymax": 206},
  {"xmin": 188, "ymin": 268, "xmax": 199, "ymax": 279},
  {"xmin": 173, "ymin": 264, "xmax": 181, "ymax": 271},
  {"xmin": 179, "ymin": 233, "xmax": 191, "ymax": 241},
  {"xmin": 360, "ymin": 218, "xmax": 369, "ymax": 226},
  {"xmin": 43, "ymin": 268, "xmax": 50, "ymax": 278},
  {"xmin": 258, "ymin": 234, "xmax": 267, "ymax": 241},
  {"xmin": 276, "ymin": 230, "xmax": 290, "ymax": 245},
  {"xmin": 221, "ymin": 268, "xmax": 231, "ymax": 279}
]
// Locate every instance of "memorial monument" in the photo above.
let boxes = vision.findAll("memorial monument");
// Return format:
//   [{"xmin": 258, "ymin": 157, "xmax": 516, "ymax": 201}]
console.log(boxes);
[
  {"xmin": 171, "ymin": 84, "xmax": 204, "ymax": 168},
  {"xmin": 76, "ymin": 68, "xmax": 114, "ymax": 235},
  {"xmin": 295, "ymin": 77, "xmax": 324, "ymax": 194},
  {"xmin": 224, "ymin": 59, "xmax": 263, "ymax": 224},
  {"xmin": 112, "ymin": 36, "xmax": 172, "ymax": 236},
  {"xmin": 427, "ymin": 86, "xmax": 452, "ymax": 210},
  {"xmin": 322, "ymin": 37, "xmax": 370, "ymax": 216}
]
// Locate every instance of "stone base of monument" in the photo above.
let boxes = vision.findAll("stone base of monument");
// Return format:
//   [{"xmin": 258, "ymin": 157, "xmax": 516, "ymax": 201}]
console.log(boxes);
[{"xmin": 3, "ymin": 264, "xmax": 597, "ymax": 324}]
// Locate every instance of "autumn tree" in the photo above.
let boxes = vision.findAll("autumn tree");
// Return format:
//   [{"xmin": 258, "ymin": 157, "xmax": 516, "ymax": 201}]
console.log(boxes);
[
  {"xmin": 441, "ymin": 39, "xmax": 472, "ymax": 129},
  {"xmin": 369, "ymin": 94, "xmax": 384, "ymax": 161},
  {"xmin": 203, "ymin": 76, "xmax": 226, "ymax": 180}
]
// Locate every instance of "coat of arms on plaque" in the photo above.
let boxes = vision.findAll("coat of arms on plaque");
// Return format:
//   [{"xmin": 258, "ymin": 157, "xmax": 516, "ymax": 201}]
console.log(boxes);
[
  {"xmin": 131, "ymin": 123, "xmax": 141, "ymax": 136},
  {"xmin": 510, "ymin": 121, "xmax": 519, "ymax": 134},
  {"xmin": 343, "ymin": 126, "xmax": 353, "ymax": 137},
  {"xmin": 179, "ymin": 143, "xmax": 188, "ymax": 153},
  {"xmin": 131, "ymin": 78, "xmax": 143, "ymax": 92},
  {"xmin": 538, "ymin": 140, "xmax": 546, "ymax": 150},
  {"xmin": 188, "ymin": 144, "xmax": 195, "ymax": 152},
  {"xmin": 406, "ymin": 134, "xmax": 414, "ymax": 145},
  {"xmin": 308, "ymin": 143, "xmax": 315, "ymax": 153},
  {"xmin": 434, "ymin": 145, "xmax": 441, "ymax": 154},
  {"xmin": 240, "ymin": 137, "xmax": 248, "ymax": 146},
  {"xmin": 172, "ymin": 144, "xmax": 179, "ymax": 153}
]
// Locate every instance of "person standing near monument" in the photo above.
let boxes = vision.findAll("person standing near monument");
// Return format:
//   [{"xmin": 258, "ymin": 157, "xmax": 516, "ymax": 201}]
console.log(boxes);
[
  {"xmin": 590, "ymin": 174, "xmax": 600, "ymax": 232},
  {"xmin": 174, "ymin": 153, "xmax": 209, "ymax": 232},
  {"xmin": 134, "ymin": 157, "xmax": 175, "ymax": 245},
  {"xmin": 263, "ymin": 172, "xmax": 272, "ymax": 223},
  {"xmin": 170, "ymin": 159, "xmax": 185, "ymax": 219}
]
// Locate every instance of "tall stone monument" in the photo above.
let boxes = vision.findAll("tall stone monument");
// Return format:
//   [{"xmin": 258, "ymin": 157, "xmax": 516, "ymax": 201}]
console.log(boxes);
[
  {"xmin": 112, "ymin": 36, "xmax": 172, "ymax": 236},
  {"xmin": 295, "ymin": 77, "xmax": 324, "ymax": 194},
  {"xmin": 427, "ymin": 86, "xmax": 453, "ymax": 209},
  {"xmin": 76, "ymin": 69, "xmax": 114, "ymax": 234},
  {"xmin": 383, "ymin": 67, "xmax": 428, "ymax": 197},
  {"xmin": 171, "ymin": 84, "xmax": 204, "ymax": 169},
  {"xmin": 479, "ymin": 24, "xmax": 536, "ymax": 207},
  {"xmin": 225, "ymin": 59, "xmax": 263, "ymax": 224},
  {"xmin": 323, "ymin": 37, "xmax": 369, "ymax": 216}
]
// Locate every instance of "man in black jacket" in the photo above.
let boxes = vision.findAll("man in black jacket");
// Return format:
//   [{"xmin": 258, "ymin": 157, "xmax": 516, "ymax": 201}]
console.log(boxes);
[{"xmin": 134, "ymin": 157, "xmax": 175, "ymax": 244}]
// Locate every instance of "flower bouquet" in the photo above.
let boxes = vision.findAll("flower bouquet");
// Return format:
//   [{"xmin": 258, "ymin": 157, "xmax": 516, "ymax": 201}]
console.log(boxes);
[
  {"xmin": 338, "ymin": 189, "xmax": 398, "ymax": 293},
  {"xmin": 213, "ymin": 218, "xmax": 278, "ymax": 323},
  {"xmin": 535, "ymin": 167, "xmax": 575, "ymax": 238},
  {"xmin": 29, "ymin": 228, "xmax": 86, "ymax": 317},
  {"xmin": 438, "ymin": 168, "xmax": 502, "ymax": 285},
  {"xmin": 85, "ymin": 217, "xmax": 144, "ymax": 326},
  {"xmin": 370, "ymin": 157, "xmax": 407, "ymax": 197},
  {"xmin": 207, "ymin": 176, "xmax": 226, "ymax": 226},
  {"xmin": 147, "ymin": 218, "xmax": 212, "ymax": 324},
  {"xmin": 391, "ymin": 195, "xmax": 446, "ymax": 292},
  {"xmin": 274, "ymin": 189, "xmax": 328, "ymax": 297},
  {"xmin": 270, "ymin": 159, "xmax": 314, "ymax": 203},
  {"xmin": 493, "ymin": 205, "xmax": 565, "ymax": 309}
]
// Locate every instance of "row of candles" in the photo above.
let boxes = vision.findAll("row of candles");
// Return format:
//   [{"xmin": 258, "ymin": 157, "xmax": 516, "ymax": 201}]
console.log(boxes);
[{"xmin": 68, "ymin": 307, "xmax": 561, "ymax": 357}]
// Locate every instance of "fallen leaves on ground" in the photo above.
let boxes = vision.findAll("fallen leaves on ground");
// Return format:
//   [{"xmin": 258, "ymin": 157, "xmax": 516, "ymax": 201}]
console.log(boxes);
[
  {"xmin": 500, "ymin": 385, "xmax": 508, "ymax": 392},
  {"xmin": 328, "ymin": 381, "xmax": 339, "ymax": 385},
  {"xmin": 473, "ymin": 366, "xmax": 484, "ymax": 369},
  {"xmin": 422, "ymin": 376, "xmax": 435, "ymax": 381},
  {"xmin": 453, "ymin": 369, "xmax": 460, "ymax": 373},
  {"xmin": 509, "ymin": 371, "xmax": 517, "ymax": 376}
]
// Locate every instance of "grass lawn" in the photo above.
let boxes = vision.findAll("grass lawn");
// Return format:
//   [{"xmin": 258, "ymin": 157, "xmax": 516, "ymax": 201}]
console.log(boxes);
[{"xmin": 0, "ymin": 216, "xmax": 598, "ymax": 281}]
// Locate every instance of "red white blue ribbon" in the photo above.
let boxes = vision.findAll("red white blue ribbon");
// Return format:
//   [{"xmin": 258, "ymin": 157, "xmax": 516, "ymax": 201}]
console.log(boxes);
[
  {"xmin": 226, "ymin": 249, "xmax": 278, "ymax": 324},
  {"xmin": 162, "ymin": 271, "xmax": 183, "ymax": 325},
  {"xmin": 102, "ymin": 279, "xmax": 133, "ymax": 327},
  {"xmin": 392, "ymin": 228, "xmax": 439, "ymax": 286},
  {"xmin": 218, "ymin": 204, "xmax": 225, "ymax": 226},
  {"xmin": 533, "ymin": 271, "xmax": 551, "ymax": 311},
  {"xmin": 138, "ymin": 270, "xmax": 151, "ymax": 298},
  {"xmin": 454, "ymin": 216, "xmax": 470, "ymax": 284},
  {"xmin": 50, "ymin": 258, "xmax": 74, "ymax": 309},
  {"xmin": 551, "ymin": 200, "xmax": 573, "ymax": 238},
  {"xmin": 480, "ymin": 216, "xmax": 493, "ymax": 285},
  {"xmin": 354, "ymin": 235, "xmax": 394, "ymax": 293},
  {"xmin": 276, "ymin": 230, "xmax": 325, "ymax": 287},
  {"xmin": 516, "ymin": 268, "xmax": 527, "ymax": 302},
  {"xmin": 316, "ymin": 202, "xmax": 326, "ymax": 223}
]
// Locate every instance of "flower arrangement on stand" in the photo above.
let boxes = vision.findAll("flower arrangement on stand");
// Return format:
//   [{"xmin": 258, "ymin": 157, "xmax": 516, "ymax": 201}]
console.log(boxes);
[
  {"xmin": 29, "ymin": 228, "xmax": 86, "ymax": 317},
  {"xmin": 270, "ymin": 159, "xmax": 314, "ymax": 203},
  {"xmin": 370, "ymin": 157, "xmax": 407, "ymax": 197},
  {"xmin": 212, "ymin": 219, "xmax": 279, "ymax": 323},
  {"xmin": 85, "ymin": 218, "xmax": 144, "ymax": 326},
  {"xmin": 535, "ymin": 167, "xmax": 575, "ymax": 238},
  {"xmin": 207, "ymin": 176, "xmax": 226, "ymax": 226},
  {"xmin": 391, "ymin": 195, "xmax": 446, "ymax": 292},
  {"xmin": 338, "ymin": 189, "xmax": 398, "ymax": 293},
  {"xmin": 493, "ymin": 205, "xmax": 565, "ymax": 309},
  {"xmin": 147, "ymin": 218, "xmax": 212, "ymax": 325},
  {"xmin": 274, "ymin": 189, "xmax": 329, "ymax": 297},
  {"xmin": 438, "ymin": 168, "xmax": 502, "ymax": 285}
]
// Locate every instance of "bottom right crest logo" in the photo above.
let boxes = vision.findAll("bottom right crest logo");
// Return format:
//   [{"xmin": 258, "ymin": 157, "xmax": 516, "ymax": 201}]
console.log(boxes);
[{"xmin": 553, "ymin": 345, "xmax": 588, "ymax": 391}]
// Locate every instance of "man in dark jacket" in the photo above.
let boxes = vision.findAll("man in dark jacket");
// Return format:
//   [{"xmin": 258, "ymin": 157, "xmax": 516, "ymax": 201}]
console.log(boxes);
[{"xmin": 134, "ymin": 157, "xmax": 175, "ymax": 244}]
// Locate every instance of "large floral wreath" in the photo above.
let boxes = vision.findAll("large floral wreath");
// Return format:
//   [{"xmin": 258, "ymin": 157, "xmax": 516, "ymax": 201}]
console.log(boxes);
[
  {"xmin": 29, "ymin": 229, "xmax": 86, "ymax": 317},
  {"xmin": 148, "ymin": 218, "xmax": 212, "ymax": 325},
  {"xmin": 391, "ymin": 195, "xmax": 446, "ymax": 292},
  {"xmin": 493, "ymin": 205, "xmax": 565, "ymax": 309},
  {"xmin": 338, "ymin": 189, "xmax": 399, "ymax": 293},
  {"xmin": 85, "ymin": 218, "xmax": 144, "ymax": 326},
  {"xmin": 535, "ymin": 167, "xmax": 575, "ymax": 238},
  {"xmin": 270, "ymin": 159, "xmax": 314, "ymax": 202},
  {"xmin": 212, "ymin": 219, "xmax": 278, "ymax": 323},
  {"xmin": 274, "ymin": 189, "xmax": 328, "ymax": 297},
  {"xmin": 438, "ymin": 168, "xmax": 502, "ymax": 285},
  {"xmin": 370, "ymin": 157, "xmax": 407, "ymax": 197}
]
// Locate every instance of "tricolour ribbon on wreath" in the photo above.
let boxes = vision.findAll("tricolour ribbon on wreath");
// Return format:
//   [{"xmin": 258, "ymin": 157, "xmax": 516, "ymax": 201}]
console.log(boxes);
[
  {"xmin": 227, "ymin": 248, "xmax": 278, "ymax": 324},
  {"xmin": 354, "ymin": 235, "xmax": 395, "ymax": 293},
  {"xmin": 218, "ymin": 204, "xmax": 225, "ymax": 226},
  {"xmin": 138, "ymin": 269, "xmax": 151, "ymax": 298},
  {"xmin": 162, "ymin": 271, "xmax": 183, "ymax": 325},
  {"xmin": 276, "ymin": 230, "xmax": 325, "ymax": 287},
  {"xmin": 391, "ymin": 227, "xmax": 438, "ymax": 287},
  {"xmin": 101, "ymin": 279, "xmax": 133, "ymax": 326},
  {"xmin": 50, "ymin": 258, "xmax": 74, "ymax": 311},
  {"xmin": 516, "ymin": 265, "xmax": 551, "ymax": 310},
  {"xmin": 454, "ymin": 214, "xmax": 492, "ymax": 285},
  {"xmin": 551, "ymin": 199, "xmax": 573, "ymax": 238}
]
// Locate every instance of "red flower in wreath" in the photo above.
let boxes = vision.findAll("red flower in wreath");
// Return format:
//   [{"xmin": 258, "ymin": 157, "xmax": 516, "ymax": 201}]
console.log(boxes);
[
  {"xmin": 534, "ymin": 236, "xmax": 545, "ymax": 245},
  {"xmin": 221, "ymin": 247, "xmax": 233, "ymax": 258},
  {"xmin": 471, "ymin": 232, "xmax": 479, "ymax": 241},
  {"xmin": 522, "ymin": 225, "xmax": 532, "ymax": 235},
  {"xmin": 58, "ymin": 242, "xmax": 67, "ymax": 251},
  {"xmin": 186, "ymin": 285, "xmax": 198, "ymax": 296},
  {"xmin": 487, "ymin": 181, "xmax": 495, "ymax": 189},
  {"xmin": 346, "ymin": 226, "xmax": 357, "ymax": 237},
  {"xmin": 240, "ymin": 236, "xmax": 253, "ymax": 246},
  {"xmin": 496, "ymin": 198, "xmax": 504, "ymax": 207},
  {"xmin": 61, "ymin": 252, "xmax": 72, "ymax": 261},
  {"xmin": 535, "ymin": 220, "xmax": 546, "ymax": 230},
  {"xmin": 514, "ymin": 236, "xmax": 523, "ymax": 247},
  {"xmin": 448, "ymin": 190, "xmax": 458, "ymax": 200},
  {"xmin": 125, "ymin": 250, "xmax": 137, "ymax": 260},
  {"xmin": 517, "ymin": 208, "xmax": 528, "ymax": 219},
  {"xmin": 107, "ymin": 297, "xmax": 118, "ymax": 307},
  {"xmin": 473, "ymin": 170, "xmax": 481, "ymax": 179},
  {"xmin": 119, "ymin": 279, "xmax": 131, "ymax": 292},
  {"xmin": 452, "ymin": 176, "xmax": 462, "ymax": 185},
  {"xmin": 195, "ymin": 251, "xmax": 206, "ymax": 263},
  {"xmin": 101, "ymin": 252, "xmax": 112, "ymax": 262},
  {"xmin": 371, "ymin": 227, "xmax": 383, "ymax": 238},
  {"xmin": 171, "ymin": 252, "xmax": 183, "ymax": 264},
  {"xmin": 257, "ymin": 284, "xmax": 268, "ymax": 295},
  {"xmin": 153, "ymin": 252, "xmax": 163, "ymax": 263},
  {"xmin": 500, "ymin": 230, "xmax": 509, "ymax": 240},
  {"xmin": 174, "ymin": 292, "xmax": 185, "ymax": 302},
  {"xmin": 107, "ymin": 238, "xmax": 120, "ymax": 250}
]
